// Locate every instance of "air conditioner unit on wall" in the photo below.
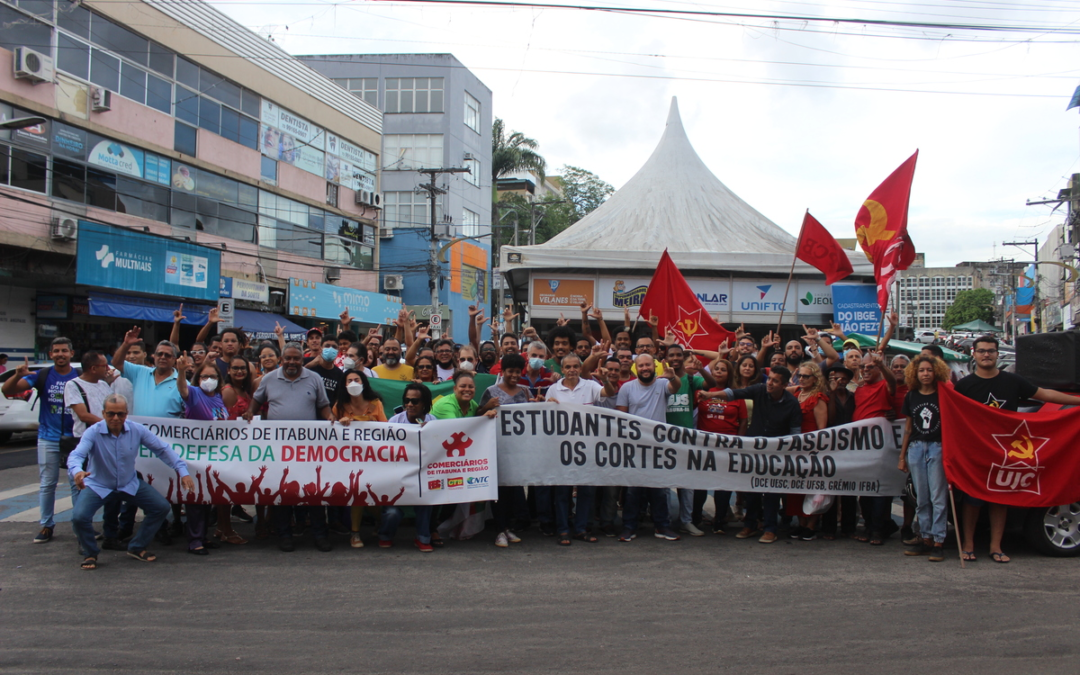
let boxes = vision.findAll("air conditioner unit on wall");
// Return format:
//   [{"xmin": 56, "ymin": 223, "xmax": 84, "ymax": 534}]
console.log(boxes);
[
  {"xmin": 325, "ymin": 267, "xmax": 342, "ymax": 282},
  {"xmin": 90, "ymin": 85, "xmax": 111, "ymax": 112},
  {"xmin": 383, "ymin": 274, "xmax": 404, "ymax": 291},
  {"xmin": 356, "ymin": 190, "xmax": 383, "ymax": 208},
  {"xmin": 379, "ymin": 227, "xmax": 394, "ymax": 239},
  {"xmin": 50, "ymin": 216, "xmax": 77, "ymax": 241},
  {"xmin": 13, "ymin": 47, "xmax": 53, "ymax": 83}
]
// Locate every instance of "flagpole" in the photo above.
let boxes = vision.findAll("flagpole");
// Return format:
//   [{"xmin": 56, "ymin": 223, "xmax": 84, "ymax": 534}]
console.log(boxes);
[
  {"xmin": 775, "ymin": 211, "xmax": 806, "ymax": 336},
  {"xmin": 948, "ymin": 484, "xmax": 966, "ymax": 569}
]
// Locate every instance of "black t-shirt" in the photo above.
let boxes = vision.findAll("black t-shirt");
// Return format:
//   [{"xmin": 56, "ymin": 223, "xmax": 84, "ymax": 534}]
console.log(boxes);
[
  {"xmin": 954, "ymin": 371, "xmax": 1038, "ymax": 412},
  {"xmin": 902, "ymin": 390, "xmax": 941, "ymax": 442},
  {"xmin": 309, "ymin": 364, "xmax": 344, "ymax": 401}
]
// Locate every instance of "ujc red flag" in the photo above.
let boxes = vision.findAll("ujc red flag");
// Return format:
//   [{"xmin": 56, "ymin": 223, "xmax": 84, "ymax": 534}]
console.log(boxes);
[
  {"xmin": 638, "ymin": 250, "xmax": 736, "ymax": 350},
  {"xmin": 796, "ymin": 211, "xmax": 853, "ymax": 285},
  {"xmin": 940, "ymin": 385, "xmax": 1080, "ymax": 508},
  {"xmin": 855, "ymin": 150, "xmax": 919, "ymax": 311}
]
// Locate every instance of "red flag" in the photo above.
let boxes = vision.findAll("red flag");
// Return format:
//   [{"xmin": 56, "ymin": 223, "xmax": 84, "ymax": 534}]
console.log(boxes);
[
  {"xmin": 796, "ymin": 211, "xmax": 853, "ymax": 284},
  {"xmin": 940, "ymin": 385, "xmax": 1080, "ymax": 508},
  {"xmin": 638, "ymin": 250, "xmax": 736, "ymax": 350},
  {"xmin": 854, "ymin": 151, "xmax": 918, "ymax": 311}
]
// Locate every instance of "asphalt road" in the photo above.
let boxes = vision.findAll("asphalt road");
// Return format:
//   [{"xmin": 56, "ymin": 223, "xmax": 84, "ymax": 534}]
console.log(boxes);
[
  {"xmin": 0, "ymin": 434, "xmax": 37, "ymax": 470},
  {"xmin": 3, "ymin": 501, "xmax": 1079, "ymax": 675}
]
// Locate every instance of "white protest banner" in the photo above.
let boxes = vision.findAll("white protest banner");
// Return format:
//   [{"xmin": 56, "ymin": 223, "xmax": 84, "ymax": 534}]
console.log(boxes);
[
  {"xmin": 496, "ymin": 404, "xmax": 906, "ymax": 496},
  {"xmin": 132, "ymin": 416, "xmax": 497, "ymax": 506}
]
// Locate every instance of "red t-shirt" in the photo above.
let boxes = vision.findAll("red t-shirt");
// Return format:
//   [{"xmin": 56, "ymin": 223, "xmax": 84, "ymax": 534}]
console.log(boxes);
[
  {"xmin": 696, "ymin": 392, "xmax": 748, "ymax": 435},
  {"xmin": 892, "ymin": 383, "xmax": 909, "ymax": 418},
  {"xmin": 798, "ymin": 391, "xmax": 829, "ymax": 432},
  {"xmin": 854, "ymin": 379, "xmax": 892, "ymax": 421}
]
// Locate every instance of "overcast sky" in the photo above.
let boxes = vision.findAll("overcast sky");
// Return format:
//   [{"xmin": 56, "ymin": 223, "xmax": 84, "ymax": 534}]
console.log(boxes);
[{"xmin": 212, "ymin": 0, "xmax": 1080, "ymax": 268}]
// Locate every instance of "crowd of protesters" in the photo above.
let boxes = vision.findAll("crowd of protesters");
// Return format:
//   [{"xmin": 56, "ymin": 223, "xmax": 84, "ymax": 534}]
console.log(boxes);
[{"xmin": 8, "ymin": 300, "xmax": 1080, "ymax": 571}]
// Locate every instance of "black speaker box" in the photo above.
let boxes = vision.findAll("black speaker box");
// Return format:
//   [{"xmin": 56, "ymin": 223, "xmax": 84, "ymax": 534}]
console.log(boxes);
[{"xmin": 1016, "ymin": 331, "xmax": 1080, "ymax": 392}]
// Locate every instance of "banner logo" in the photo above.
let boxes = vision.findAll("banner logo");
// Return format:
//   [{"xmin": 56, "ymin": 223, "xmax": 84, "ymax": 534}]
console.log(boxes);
[
  {"xmin": 466, "ymin": 476, "xmax": 489, "ymax": 488},
  {"xmin": 442, "ymin": 432, "xmax": 473, "ymax": 457},
  {"xmin": 987, "ymin": 420, "xmax": 1048, "ymax": 494},
  {"xmin": 548, "ymin": 279, "xmax": 560, "ymax": 293},
  {"xmin": 427, "ymin": 479, "xmax": 443, "ymax": 491},
  {"xmin": 95, "ymin": 245, "xmax": 114, "ymax": 268},
  {"xmin": 612, "ymin": 280, "xmax": 649, "ymax": 308},
  {"xmin": 447, "ymin": 477, "xmax": 464, "ymax": 489},
  {"xmin": 757, "ymin": 285, "xmax": 771, "ymax": 299}
]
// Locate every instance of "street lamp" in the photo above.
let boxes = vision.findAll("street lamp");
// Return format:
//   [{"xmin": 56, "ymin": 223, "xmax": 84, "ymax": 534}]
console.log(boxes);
[{"xmin": 0, "ymin": 116, "xmax": 46, "ymax": 130}]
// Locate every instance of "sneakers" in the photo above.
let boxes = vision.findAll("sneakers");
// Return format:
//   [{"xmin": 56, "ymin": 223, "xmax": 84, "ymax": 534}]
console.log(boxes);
[
  {"xmin": 905, "ymin": 539, "xmax": 933, "ymax": 556},
  {"xmin": 33, "ymin": 526, "xmax": 53, "ymax": 544},
  {"xmin": 505, "ymin": 530, "xmax": 521, "ymax": 544},
  {"xmin": 758, "ymin": 532, "xmax": 778, "ymax": 544},
  {"xmin": 315, "ymin": 537, "xmax": 333, "ymax": 552},
  {"xmin": 350, "ymin": 532, "xmax": 364, "ymax": 548},
  {"xmin": 928, "ymin": 544, "xmax": 945, "ymax": 562},
  {"xmin": 231, "ymin": 505, "xmax": 254, "ymax": 523},
  {"xmin": 278, "ymin": 536, "xmax": 295, "ymax": 552},
  {"xmin": 378, "ymin": 539, "xmax": 393, "ymax": 549},
  {"xmin": 495, "ymin": 532, "xmax": 509, "ymax": 548},
  {"xmin": 415, "ymin": 538, "xmax": 434, "ymax": 553},
  {"xmin": 600, "ymin": 524, "xmax": 618, "ymax": 537},
  {"xmin": 788, "ymin": 527, "xmax": 804, "ymax": 540},
  {"xmin": 679, "ymin": 522, "xmax": 705, "ymax": 537},
  {"xmin": 618, "ymin": 530, "xmax": 637, "ymax": 542},
  {"xmin": 801, "ymin": 529, "xmax": 817, "ymax": 541},
  {"xmin": 654, "ymin": 528, "xmax": 681, "ymax": 541},
  {"xmin": 735, "ymin": 527, "xmax": 761, "ymax": 540}
]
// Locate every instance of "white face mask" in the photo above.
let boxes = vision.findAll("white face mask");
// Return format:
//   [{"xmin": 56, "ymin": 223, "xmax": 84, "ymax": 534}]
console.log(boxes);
[
  {"xmin": 346, "ymin": 381, "xmax": 365, "ymax": 397},
  {"xmin": 342, "ymin": 358, "xmax": 357, "ymax": 371},
  {"xmin": 458, "ymin": 360, "xmax": 475, "ymax": 371},
  {"xmin": 199, "ymin": 378, "xmax": 218, "ymax": 394}
]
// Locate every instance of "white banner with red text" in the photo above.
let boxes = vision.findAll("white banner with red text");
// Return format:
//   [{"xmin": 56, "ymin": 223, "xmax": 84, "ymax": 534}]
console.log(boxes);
[
  {"xmin": 495, "ymin": 404, "xmax": 907, "ymax": 496},
  {"xmin": 132, "ymin": 416, "xmax": 498, "ymax": 506}
]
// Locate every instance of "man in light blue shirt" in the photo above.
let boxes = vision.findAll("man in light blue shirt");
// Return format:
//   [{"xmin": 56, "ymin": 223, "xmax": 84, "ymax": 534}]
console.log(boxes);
[
  {"xmin": 111, "ymin": 327, "xmax": 184, "ymax": 418},
  {"xmin": 68, "ymin": 394, "xmax": 192, "ymax": 569}
]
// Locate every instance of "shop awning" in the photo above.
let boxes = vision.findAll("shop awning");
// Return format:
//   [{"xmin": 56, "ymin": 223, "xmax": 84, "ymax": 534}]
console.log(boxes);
[
  {"xmin": 88, "ymin": 292, "xmax": 307, "ymax": 342},
  {"xmin": 234, "ymin": 309, "xmax": 307, "ymax": 342}
]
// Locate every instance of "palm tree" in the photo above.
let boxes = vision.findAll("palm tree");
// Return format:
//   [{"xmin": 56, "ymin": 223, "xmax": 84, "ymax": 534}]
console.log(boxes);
[{"xmin": 491, "ymin": 118, "xmax": 546, "ymax": 185}]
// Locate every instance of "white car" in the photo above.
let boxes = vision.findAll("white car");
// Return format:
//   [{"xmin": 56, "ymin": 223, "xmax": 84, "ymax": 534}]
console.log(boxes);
[
  {"xmin": 915, "ymin": 331, "xmax": 938, "ymax": 344},
  {"xmin": 0, "ymin": 363, "xmax": 52, "ymax": 444}
]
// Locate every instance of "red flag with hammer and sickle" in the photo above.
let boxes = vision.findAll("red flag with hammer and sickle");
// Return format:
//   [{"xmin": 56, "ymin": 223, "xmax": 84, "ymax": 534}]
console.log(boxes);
[
  {"xmin": 855, "ymin": 151, "xmax": 919, "ymax": 311},
  {"xmin": 638, "ymin": 250, "xmax": 736, "ymax": 350}
]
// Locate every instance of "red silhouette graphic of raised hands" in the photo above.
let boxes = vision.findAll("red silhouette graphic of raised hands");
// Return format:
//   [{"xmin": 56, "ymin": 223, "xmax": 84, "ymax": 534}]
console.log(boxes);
[
  {"xmin": 368, "ymin": 483, "xmax": 406, "ymax": 506},
  {"xmin": 182, "ymin": 471, "xmax": 204, "ymax": 504},
  {"xmin": 218, "ymin": 466, "xmax": 267, "ymax": 506},
  {"xmin": 276, "ymin": 466, "xmax": 301, "ymax": 504},
  {"xmin": 166, "ymin": 477, "xmax": 175, "ymax": 503},
  {"xmin": 298, "ymin": 466, "xmax": 332, "ymax": 505},
  {"xmin": 205, "ymin": 464, "xmax": 230, "ymax": 504},
  {"xmin": 327, "ymin": 470, "xmax": 351, "ymax": 506}
]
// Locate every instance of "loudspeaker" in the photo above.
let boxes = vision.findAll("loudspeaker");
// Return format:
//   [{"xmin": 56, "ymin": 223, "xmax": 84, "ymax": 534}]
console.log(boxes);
[{"xmin": 1016, "ymin": 331, "xmax": 1080, "ymax": 392}]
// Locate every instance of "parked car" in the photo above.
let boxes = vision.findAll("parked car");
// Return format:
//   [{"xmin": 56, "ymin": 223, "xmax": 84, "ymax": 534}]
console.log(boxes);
[
  {"xmin": 0, "ymin": 363, "xmax": 52, "ymax": 444},
  {"xmin": 915, "ymin": 331, "xmax": 938, "ymax": 344}
]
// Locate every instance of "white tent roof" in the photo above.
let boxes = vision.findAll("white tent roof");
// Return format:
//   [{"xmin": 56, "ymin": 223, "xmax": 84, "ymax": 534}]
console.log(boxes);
[{"xmin": 501, "ymin": 97, "xmax": 870, "ymax": 277}]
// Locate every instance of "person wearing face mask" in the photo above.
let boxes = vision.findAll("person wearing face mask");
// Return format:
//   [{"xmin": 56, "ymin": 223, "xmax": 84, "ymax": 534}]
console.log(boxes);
[
  {"xmin": 520, "ymin": 341, "xmax": 558, "ymax": 403},
  {"xmin": 341, "ymin": 341, "xmax": 378, "ymax": 379},
  {"xmin": 332, "ymin": 370, "xmax": 387, "ymax": 549},
  {"xmin": 306, "ymin": 341, "xmax": 346, "ymax": 401},
  {"xmin": 176, "ymin": 354, "xmax": 229, "ymax": 556},
  {"xmin": 457, "ymin": 345, "xmax": 479, "ymax": 373}
]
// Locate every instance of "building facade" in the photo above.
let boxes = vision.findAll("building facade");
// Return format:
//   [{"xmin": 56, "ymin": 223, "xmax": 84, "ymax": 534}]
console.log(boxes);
[
  {"xmin": 299, "ymin": 53, "xmax": 493, "ymax": 340},
  {"xmin": 0, "ymin": 0, "xmax": 406, "ymax": 359},
  {"xmin": 897, "ymin": 264, "xmax": 979, "ymax": 331}
]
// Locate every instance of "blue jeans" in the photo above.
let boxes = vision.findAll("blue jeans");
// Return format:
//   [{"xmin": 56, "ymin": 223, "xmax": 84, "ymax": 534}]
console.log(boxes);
[
  {"xmin": 744, "ymin": 493, "xmax": 781, "ymax": 533},
  {"xmin": 71, "ymin": 479, "xmax": 171, "ymax": 558},
  {"xmin": 622, "ymin": 487, "xmax": 670, "ymax": 531},
  {"xmin": 534, "ymin": 486, "xmax": 554, "ymax": 526},
  {"xmin": 555, "ymin": 486, "xmax": 594, "ymax": 535},
  {"xmin": 908, "ymin": 440, "xmax": 948, "ymax": 543},
  {"xmin": 38, "ymin": 439, "xmax": 77, "ymax": 528},
  {"xmin": 378, "ymin": 506, "xmax": 433, "ymax": 544}
]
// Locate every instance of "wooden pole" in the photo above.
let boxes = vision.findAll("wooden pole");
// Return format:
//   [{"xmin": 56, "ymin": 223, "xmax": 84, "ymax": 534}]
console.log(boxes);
[
  {"xmin": 775, "ymin": 211, "xmax": 806, "ymax": 336},
  {"xmin": 948, "ymin": 484, "xmax": 966, "ymax": 569}
]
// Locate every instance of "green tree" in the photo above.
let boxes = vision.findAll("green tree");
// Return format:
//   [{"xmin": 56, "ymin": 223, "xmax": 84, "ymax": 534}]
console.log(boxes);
[
  {"xmin": 941, "ymin": 288, "xmax": 996, "ymax": 330},
  {"xmin": 558, "ymin": 165, "xmax": 615, "ymax": 222},
  {"xmin": 493, "ymin": 165, "xmax": 615, "ymax": 247},
  {"xmin": 491, "ymin": 118, "xmax": 546, "ymax": 184}
]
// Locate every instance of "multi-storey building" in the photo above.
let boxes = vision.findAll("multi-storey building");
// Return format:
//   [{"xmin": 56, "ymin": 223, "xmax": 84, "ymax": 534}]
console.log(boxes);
[
  {"xmin": 0, "ymin": 0, "xmax": 400, "ymax": 358},
  {"xmin": 299, "ymin": 53, "xmax": 492, "ymax": 339}
]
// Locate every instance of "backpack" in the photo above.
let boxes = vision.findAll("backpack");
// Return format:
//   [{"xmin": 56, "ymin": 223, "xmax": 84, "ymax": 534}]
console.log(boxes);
[{"xmin": 30, "ymin": 366, "xmax": 81, "ymax": 412}]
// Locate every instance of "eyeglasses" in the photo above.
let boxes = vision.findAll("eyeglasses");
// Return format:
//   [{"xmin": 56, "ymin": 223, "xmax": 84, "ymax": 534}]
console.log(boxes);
[
  {"xmin": 154, "ymin": 352, "xmax": 175, "ymax": 358},
  {"xmin": 974, "ymin": 349, "xmax": 998, "ymax": 355},
  {"xmin": 230, "ymin": 365, "xmax": 248, "ymax": 371},
  {"xmin": 104, "ymin": 411, "xmax": 127, "ymax": 417},
  {"xmin": 460, "ymin": 357, "xmax": 476, "ymax": 363},
  {"xmin": 416, "ymin": 364, "xmax": 434, "ymax": 370},
  {"xmin": 190, "ymin": 349, "xmax": 206, "ymax": 355},
  {"xmin": 403, "ymin": 398, "xmax": 423, "ymax": 406},
  {"xmin": 435, "ymin": 349, "xmax": 453, "ymax": 355}
]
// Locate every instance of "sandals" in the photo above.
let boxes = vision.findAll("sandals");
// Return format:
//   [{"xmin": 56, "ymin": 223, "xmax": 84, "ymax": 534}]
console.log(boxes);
[
  {"xmin": 430, "ymin": 533, "xmax": 445, "ymax": 548},
  {"xmin": 852, "ymin": 532, "xmax": 870, "ymax": 543},
  {"xmin": 990, "ymin": 551, "xmax": 1011, "ymax": 564},
  {"xmin": 962, "ymin": 551, "xmax": 977, "ymax": 562},
  {"xmin": 869, "ymin": 531, "xmax": 884, "ymax": 546},
  {"xmin": 214, "ymin": 529, "xmax": 248, "ymax": 545},
  {"xmin": 127, "ymin": 549, "xmax": 157, "ymax": 563},
  {"xmin": 80, "ymin": 556, "xmax": 97, "ymax": 570},
  {"xmin": 557, "ymin": 533, "xmax": 572, "ymax": 546},
  {"xmin": 572, "ymin": 532, "xmax": 599, "ymax": 543}
]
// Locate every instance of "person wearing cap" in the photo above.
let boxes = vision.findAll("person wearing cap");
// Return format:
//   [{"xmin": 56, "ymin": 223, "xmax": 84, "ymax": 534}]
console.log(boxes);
[{"xmin": 304, "ymin": 327, "xmax": 324, "ymax": 360}]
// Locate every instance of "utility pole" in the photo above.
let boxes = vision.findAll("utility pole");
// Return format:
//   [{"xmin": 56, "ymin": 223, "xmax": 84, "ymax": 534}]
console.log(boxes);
[
  {"xmin": 417, "ymin": 166, "xmax": 470, "ymax": 338},
  {"xmin": 1004, "ymin": 239, "xmax": 1039, "ymax": 333}
]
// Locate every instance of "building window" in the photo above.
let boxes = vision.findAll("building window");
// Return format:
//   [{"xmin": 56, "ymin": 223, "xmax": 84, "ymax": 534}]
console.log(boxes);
[
  {"xmin": 7, "ymin": 147, "xmax": 47, "ymax": 193},
  {"xmin": 461, "ymin": 208, "xmax": 479, "ymax": 237},
  {"xmin": 384, "ymin": 191, "xmax": 436, "ymax": 229},
  {"xmin": 335, "ymin": 77, "xmax": 378, "ymax": 108},
  {"xmin": 260, "ymin": 156, "xmax": 277, "ymax": 185},
  {"xmin": 383, "ymin": 134, "xmax": 443, "ymax": 170},
  {"xmin": 464, "ymin": 158, "xmax": 480, "ymax": 187},
  {"xmin": 385, "ymin": 77, "xmax": 444, "ymax": 114},
  {"xmin": 174, "ymin": 121, "xmax": 197, "ymax": 156},
  {"xmin": 326, "ymin": 182, "xmax": 339, "ymax": 208},
  {"xmin": 464, "ymin": 92, "xmax": 480, "ymax": 133}
]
